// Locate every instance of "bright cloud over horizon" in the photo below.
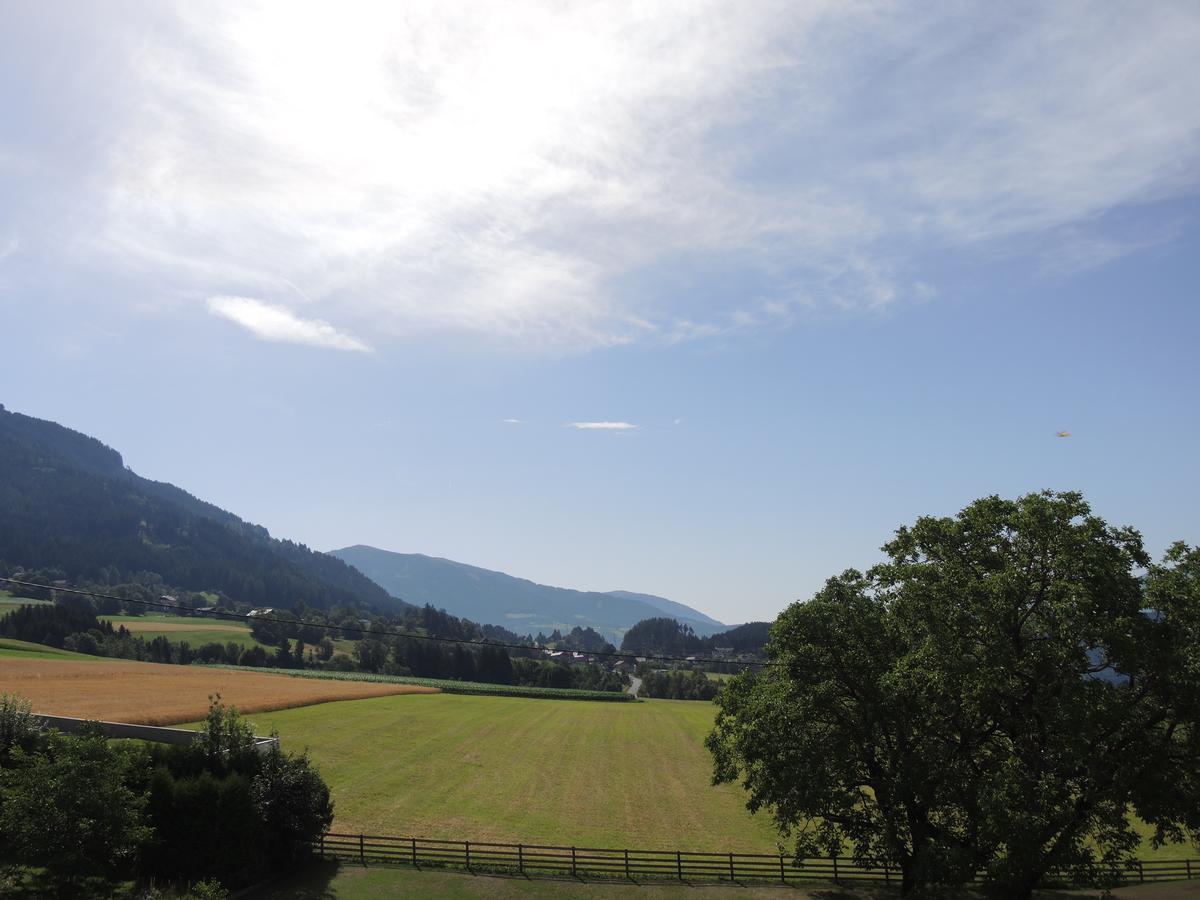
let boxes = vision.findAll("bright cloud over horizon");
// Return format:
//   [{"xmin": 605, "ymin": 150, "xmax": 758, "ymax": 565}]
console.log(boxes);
[
  {"xmin": 4, "ymin": 1, "xmax": 1199, "ymax": 352},
  {"xmin": 571, "ymin": 422, "xmax": 638, "ymax": 430},
  {"xmin": 206, "ymin": 296, "xmax": 371, "ymax": 352}
]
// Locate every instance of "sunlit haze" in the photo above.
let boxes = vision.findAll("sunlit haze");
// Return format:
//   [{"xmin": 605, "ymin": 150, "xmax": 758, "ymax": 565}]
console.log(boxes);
[{"xmin": 3, "ymin": 1, "xmax": 1198, "ymax": 623}]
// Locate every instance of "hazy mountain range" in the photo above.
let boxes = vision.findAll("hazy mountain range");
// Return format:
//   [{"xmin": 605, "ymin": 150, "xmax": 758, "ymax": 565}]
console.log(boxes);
[
  {"xmin": 1, "ymin": 404, "xmax": 729, "ymax": 640},
  {"xmin": 331, "ymin": 545, "xmax": 726, "ymax": 642}
]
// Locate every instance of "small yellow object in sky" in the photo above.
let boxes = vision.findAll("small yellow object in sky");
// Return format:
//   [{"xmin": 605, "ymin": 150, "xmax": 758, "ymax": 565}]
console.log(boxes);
[{"xmin": 1056, "ymin": 431, "xmax": 1071, "ymax": 437}]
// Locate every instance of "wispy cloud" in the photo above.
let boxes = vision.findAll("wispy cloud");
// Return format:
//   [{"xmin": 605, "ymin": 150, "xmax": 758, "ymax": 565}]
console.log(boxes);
[
  {"xmin": 502, "ymin": 418, "xmax": 522, "ymax": 425},
  {"xmin": 6, "ymin": 1, "xmax": 1200, "ymax": 349},
  {"xmin": 206, "ymin": 296, "xmax": 371, "ymax": 352},
  {"xmin": 571, "ymin": 422, "xmax": 638, "ymax": 430}
]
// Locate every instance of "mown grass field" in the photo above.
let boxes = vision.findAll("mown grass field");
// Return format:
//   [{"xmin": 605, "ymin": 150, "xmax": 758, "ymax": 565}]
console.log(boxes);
[
  {"xmin": 0, "ymin": 656, "xmax": 437, "ymax": 724},
  {"xmin": 0, "ymin": 595, "xmax": 50, "ymax": 616},
  {"xmin": 238, "ymin": 692, "xmax": 1199, "ymax": 864},
  {"xmin": 101, "ymin": 612, "xmax": 268, "ymax": 650},
  {"xmin": 250, "ymin": 861, "xmax": 1200, "ymax": 900},
  {"xmin": 0, "ymin": 637, "xmax": 96, "ymax": 661},
  {"xmin": 232, "ymin": 692, "xmax": 786, "ymax": 853}
]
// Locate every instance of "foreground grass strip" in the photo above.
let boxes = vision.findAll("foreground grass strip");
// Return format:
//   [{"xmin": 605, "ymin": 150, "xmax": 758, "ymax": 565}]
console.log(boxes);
[
  {"xmin": 250, "ymin": 858, "xmax": 900, "ymax": 899},
  {"xmin": 205, "ymin": 664, "xmax": 635, "ymax": 702},
  {"xmin": 253, "ymin": 859, "xmax": 1193, "ymax": 900},
  {"xmin": 0, "ymin": 657, "xmax": 438, "ymax": 725}
]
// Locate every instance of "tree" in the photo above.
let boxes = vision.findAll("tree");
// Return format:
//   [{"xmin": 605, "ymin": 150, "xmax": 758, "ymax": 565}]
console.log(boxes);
[
  {"xmin": 252, "ymin": 745, "xmax": 334, "ymax": 866},
  {"xmin": 708, "ymin": 492, "xmax": 1200, "ymax": 898},
  {"xmin": 0, "ymin": 726, "xmax": 150, "ymax": 885}
]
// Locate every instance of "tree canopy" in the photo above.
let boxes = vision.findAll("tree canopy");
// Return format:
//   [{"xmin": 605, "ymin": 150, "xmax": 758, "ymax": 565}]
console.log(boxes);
[{"xmin": 707, "ymin": 491, "xmax": 1200, "ymax": 898}]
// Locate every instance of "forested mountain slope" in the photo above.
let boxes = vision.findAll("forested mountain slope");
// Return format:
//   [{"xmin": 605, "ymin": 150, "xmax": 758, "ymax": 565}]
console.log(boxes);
[{"xmin": 0, "ymin": 404, "xmax": 407, "ymax": 613}]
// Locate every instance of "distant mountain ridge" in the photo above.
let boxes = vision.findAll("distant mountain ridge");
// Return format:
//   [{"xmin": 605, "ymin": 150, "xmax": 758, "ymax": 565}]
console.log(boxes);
[
  {"xmin": 603, "ymin": 590, "xmax": 726, "ymax": 630},
  {"xmin": 329, "ymin": 545, "xmax": 726, "ymax": 642},
  {"xmin": 0, "ymin": 404, "xmax": 409, "ymax": 614}
]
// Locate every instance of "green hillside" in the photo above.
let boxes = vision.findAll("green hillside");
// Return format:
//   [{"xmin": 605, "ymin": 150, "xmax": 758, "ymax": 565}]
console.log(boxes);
[{"xmin": 0, "ymin": 405, "xmax": 409, "ymax": 614}]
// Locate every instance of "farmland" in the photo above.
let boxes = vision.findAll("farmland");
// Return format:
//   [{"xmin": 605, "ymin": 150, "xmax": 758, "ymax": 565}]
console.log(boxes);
[
  {"xmin": 232, "ymin": 664, "xmax": 635, "ymax": 701},
  {"xmin": 0, "ymin": 595, "xmax": 49, "ymax": 616},
  {"xmin": 229, "ymin": 692, "xmax": 1200, "ymax": 864},
  {"xmin": 101, "ymin": 612, "xmax": 268, "ymax": 650},
  {"xmin": 0, "ymin": 656, "xmax": 438, "ymax": 724},
  {"xmin": 224, "ymin": 692, "xmax": 785, "ymax": 853}
]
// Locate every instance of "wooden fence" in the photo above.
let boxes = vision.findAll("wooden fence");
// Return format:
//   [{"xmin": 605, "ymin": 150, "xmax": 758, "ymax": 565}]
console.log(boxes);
[{"xmin": 313, "ymin": 832, "xmax": 1199, "ymax": 886}]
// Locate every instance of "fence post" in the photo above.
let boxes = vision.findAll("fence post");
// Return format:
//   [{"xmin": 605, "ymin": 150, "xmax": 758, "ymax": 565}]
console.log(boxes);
[
  {"xmin": 318, "ymin": 833, "xmax": 324, "ymax": 857},
  {"xmin": 780, "ymin": 854, "xmax": 786, "ymax": 883},
  {"xmin": 1187, "ymin": 859, "xmax": 1192, "ymax": 879},
  {"xmin": 1139, "ymin": 860, "xmax": 1144, "ymax": 884},
  {"xmin": 465, "ymin": 840, "xmax": 471, "ymax": 870},
  {"xmin": 571, "ymin": 846, "xmax": 577, "ymax": 878},
  {"xmin": 883, "ymin": 861, "xmax": 890, "ymax": 884},
  {"xmin": 411, "ymin": 837, "xmax": 417, "ymax": 867},
  {"xmin": 518, "ymin": 843, "xmax": 524, "ymax": 874},
  {"xmin": 624, "ymin": 848, "xmax": 630, "ymax": 879},
  {"xmin": 832, "ymin": 855, "xmax": 839, "ymax": 884},
  {"xmin": 729, "ymin": 852, "xmax": 735, "ymax": 881},
  {"xmin": 677, "ymin": 850, "xmax": 683, "ymax": 881},
  {"xmin": 359, "ymin": 834, "xmax": 365, "ymax": 865}
]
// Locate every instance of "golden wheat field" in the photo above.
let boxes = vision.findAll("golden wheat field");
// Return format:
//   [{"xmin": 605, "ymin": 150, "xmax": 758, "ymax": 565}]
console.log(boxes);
[{"xmin": 0, "ymin": 657, "xmax": 438, "ymax": 725}]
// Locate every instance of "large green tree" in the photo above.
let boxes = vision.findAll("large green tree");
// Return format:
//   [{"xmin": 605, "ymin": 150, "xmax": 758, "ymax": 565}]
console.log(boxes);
[
  {"xmin": 708, "ymin": 492, "xmax": 1200, "ymax": 898},
  {"xmin": 0, "ymin": 725, "xmax": 150, "ymax": 885}
]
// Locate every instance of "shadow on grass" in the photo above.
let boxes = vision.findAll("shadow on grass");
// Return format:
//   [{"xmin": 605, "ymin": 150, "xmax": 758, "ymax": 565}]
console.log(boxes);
[{"xmin": 248, "ymin": 857, "xmax": 342, "ymax": 899}]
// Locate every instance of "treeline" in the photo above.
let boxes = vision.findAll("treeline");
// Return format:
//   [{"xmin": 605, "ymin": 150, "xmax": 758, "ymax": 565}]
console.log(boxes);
[
  {"xmin": 619, "ymin": 617, "xmax": 770, "ymax": 656},
  {"xmin": 0, "ymin": 405, "xmax": 405, "ymax": 613},
  {"xmin": 0, "ymin": 600, "xmax": 628, "ymax": 693},
  {"xmin": 637, "ymin": 666, "xmax": 720, "ymax": 701},
  {"xmin": 533, "ymin": 625, "xmax": 616, "ymax": 653},
  {"xmin": 0, "ymin": 695, "xmax": 330, "ymax": 895}
]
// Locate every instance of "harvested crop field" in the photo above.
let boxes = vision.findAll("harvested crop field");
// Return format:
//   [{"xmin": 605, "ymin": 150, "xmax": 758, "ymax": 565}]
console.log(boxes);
[{"xmin": 0, "ymin": 657, "xmax": 438, "ymax": 725}]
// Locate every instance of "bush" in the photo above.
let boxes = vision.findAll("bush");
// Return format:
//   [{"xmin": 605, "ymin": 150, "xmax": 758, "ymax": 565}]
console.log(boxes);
[
  {"xmin": 0, "ymin": 725, "xmax": 150, "ymax": 884},
  {"xmin": 0, "ymin": 693, "xmax": 42, "ymax": 762}
]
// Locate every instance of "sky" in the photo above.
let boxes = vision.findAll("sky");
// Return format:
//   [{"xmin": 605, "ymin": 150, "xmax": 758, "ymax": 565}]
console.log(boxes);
[{"xmin": 1, "ymin": 1, "xmax": 1198, "ymax": 624}]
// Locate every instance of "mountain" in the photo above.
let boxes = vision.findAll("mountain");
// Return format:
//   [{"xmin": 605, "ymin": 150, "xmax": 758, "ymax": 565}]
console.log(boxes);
[
  {"xmin": 604, "ymin": 590, "xmax": 726, "ymax": 630},
  {"xmin": 329, "ymin": 545, "xmax": 725, "ymax": 642},
  {"xmin": 0, "ymin": 404, "xmax": 408, "ymax": 614}
]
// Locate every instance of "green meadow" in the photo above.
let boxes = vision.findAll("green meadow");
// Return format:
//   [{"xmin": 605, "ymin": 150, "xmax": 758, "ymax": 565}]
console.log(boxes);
[
  {"xmin": 236, "ymin": 693, "xmax": 786, "ymax": 854},
  {"xmin": 0, "ymin": 595, "xmax": 50, "ymax": 616},
  {"xmin": 239, "ymin": 692, "xmax": 1199, "ymax": 864},
  {"xmin": 100, "ymin": 613, "xmax": 268, "ymax": 650},
  {"xmin": 0, "ymin": 637, "xmax": 96, "ymax": 661}
]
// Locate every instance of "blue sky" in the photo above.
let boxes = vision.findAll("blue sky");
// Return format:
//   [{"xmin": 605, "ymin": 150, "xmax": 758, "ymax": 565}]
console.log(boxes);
[{"xmin": 2, "ymin": 1, "xmax": 1198, "ymax": 623}]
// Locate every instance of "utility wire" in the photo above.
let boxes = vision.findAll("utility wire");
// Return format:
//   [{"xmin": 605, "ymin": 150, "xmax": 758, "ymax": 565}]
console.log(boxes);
[{"xmin": 0, "ymin": 576, "xmax": 773, "ymax": 669}]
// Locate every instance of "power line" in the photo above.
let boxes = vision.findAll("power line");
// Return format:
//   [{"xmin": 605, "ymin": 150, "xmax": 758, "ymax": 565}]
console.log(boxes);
[{"xmin": 0, "ymin": 576, "xmax": 772, "ymax": 669}]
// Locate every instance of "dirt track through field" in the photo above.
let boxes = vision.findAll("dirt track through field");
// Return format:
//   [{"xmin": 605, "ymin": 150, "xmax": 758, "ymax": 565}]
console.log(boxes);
[{"xmin": 0, "ymin": 658, "xmax": 437, "ymax": 725}]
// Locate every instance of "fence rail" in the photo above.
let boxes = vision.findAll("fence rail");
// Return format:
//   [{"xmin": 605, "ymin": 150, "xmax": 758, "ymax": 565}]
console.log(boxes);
[{"xmin": 312, "ymin": 831, "xmax": 1199, "ymax": 886}]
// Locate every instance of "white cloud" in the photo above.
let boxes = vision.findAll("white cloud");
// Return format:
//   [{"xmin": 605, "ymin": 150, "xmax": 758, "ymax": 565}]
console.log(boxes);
[
  {"xmin": 502, "ymin": 418, "xmax": 522, "ymax": 424},
  {"xmin": 206, "ymin": 295, "xmax": 370, "ymax": 352},
  {"xmin": 571, "ymin": 422, "xmax": 638, "ymax": 430},
  {"xmin": 7, "ymin": 1, "xmax": 1200, "ymax": 349}
]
